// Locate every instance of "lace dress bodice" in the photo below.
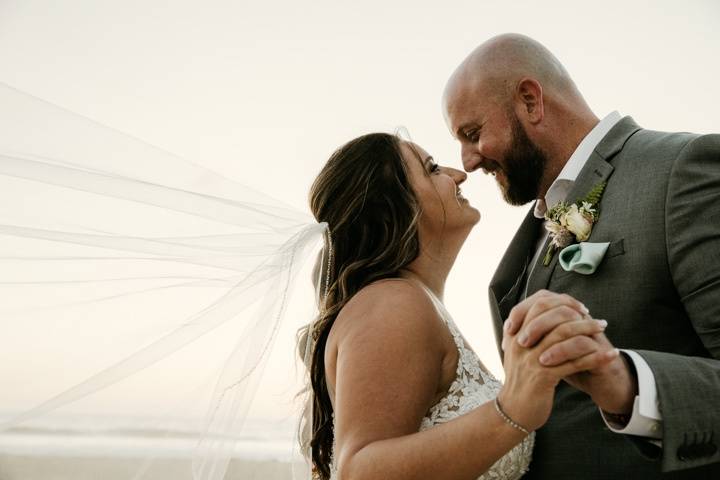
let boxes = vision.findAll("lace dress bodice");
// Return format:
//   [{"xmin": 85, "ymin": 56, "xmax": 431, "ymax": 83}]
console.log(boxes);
[{"xmin": 329, "ymin": 279, "xmax": 534, "ymax": 479}]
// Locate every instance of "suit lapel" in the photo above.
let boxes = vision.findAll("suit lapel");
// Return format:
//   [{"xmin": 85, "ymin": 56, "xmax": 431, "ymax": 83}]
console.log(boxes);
[
  {"xmin": 490, "ymin": 208, "xmax": 542, "ymax": 296},
  {"xmin": 524, "ymin": 116, "xmax": 642, "ymax": 297},
  {"xmin": 489, "ymin": 207, "xmax": 542, "ymax": 350}
]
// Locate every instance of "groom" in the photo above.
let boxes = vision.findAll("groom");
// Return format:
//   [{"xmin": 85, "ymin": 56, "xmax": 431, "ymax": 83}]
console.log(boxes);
[{"xmin": 443, "ymin": 34, "xmax": 720, "ymax": 478}]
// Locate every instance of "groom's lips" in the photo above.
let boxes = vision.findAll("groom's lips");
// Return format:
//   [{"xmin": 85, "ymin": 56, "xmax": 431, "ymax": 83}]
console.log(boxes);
[
  {"xmin": 483, "ymin": 167, "xmax": 501, "ymax": 178},
  {"xmin": 478, "ymin": 159, "xmax": 502, "ymax": 177}
]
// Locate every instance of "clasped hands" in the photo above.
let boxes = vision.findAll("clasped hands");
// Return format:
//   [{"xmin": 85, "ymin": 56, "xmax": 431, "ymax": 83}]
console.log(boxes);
[{"xmin": 498, "ymin": 290, "xmax": 638, "ymax": 431}]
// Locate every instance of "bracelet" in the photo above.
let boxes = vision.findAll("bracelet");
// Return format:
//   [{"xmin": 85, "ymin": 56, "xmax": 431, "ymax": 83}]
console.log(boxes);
[{"xmin": 494, "ymin": 397, "xmax": 530, "ymax": 435}]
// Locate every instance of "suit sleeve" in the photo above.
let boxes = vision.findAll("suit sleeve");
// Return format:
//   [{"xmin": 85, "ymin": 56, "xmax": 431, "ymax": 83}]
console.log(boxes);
[
  {"xmin": 635, "ymin": 133, "xmax": 720, "ymax": 472},
  {"xmin": 600, "ymin": 350, "xmax": 662, "ymax": 439}
]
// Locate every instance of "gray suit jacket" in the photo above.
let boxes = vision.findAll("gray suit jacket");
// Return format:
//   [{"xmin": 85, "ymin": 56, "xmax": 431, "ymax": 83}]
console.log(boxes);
[{"xmin": 489, "ymin": 117, "xmax": 720, "ymax": 479}]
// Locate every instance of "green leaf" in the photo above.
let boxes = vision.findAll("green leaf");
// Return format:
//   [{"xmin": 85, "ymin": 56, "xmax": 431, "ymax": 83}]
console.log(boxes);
[
  {"xmin": 542, "ymin": 244, "xmax": 557, "ymax": 266},
  {"xmin": 582, "ymin": 181, "xmax": 607, "ymax": 207},
  {"xmin": 546, "ymin": 202, "xmax": 569, "ymax": 223}
]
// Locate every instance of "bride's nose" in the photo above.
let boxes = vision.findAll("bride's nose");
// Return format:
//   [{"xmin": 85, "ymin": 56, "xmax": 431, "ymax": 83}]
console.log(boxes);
[{"xmin": 450, "ymin": 168, "xmax": 468, "ymax": 185}]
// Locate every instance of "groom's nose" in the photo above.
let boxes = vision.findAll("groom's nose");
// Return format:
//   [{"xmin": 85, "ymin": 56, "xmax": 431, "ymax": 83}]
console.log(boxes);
[{"xmin": 461, "ymin": 144, "xmax": 482, "ymax": 172}]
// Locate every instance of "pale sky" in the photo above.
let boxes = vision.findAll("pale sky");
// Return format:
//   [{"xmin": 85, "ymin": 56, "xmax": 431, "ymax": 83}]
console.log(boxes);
[{"xmin": 0, "ymin": 0, "xmax": 718, "ymax": 425}]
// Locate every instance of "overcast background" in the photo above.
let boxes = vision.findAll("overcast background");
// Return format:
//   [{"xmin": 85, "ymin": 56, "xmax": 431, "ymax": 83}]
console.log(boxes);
[{"xmin": 0, "ymin": 0, "xmax": 718, "ymax": 424}]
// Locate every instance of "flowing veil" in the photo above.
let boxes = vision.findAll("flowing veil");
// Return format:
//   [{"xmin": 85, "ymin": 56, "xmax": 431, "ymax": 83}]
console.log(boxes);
[{"xmin": 0, "ymin": 81, "xmax": 325, "ymax": 479}]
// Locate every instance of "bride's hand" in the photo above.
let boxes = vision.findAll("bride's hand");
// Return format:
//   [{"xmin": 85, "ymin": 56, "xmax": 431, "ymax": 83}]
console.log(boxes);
[{"xmin": 498, "ymin": 292, "xmax": 618, "ymax": 432}]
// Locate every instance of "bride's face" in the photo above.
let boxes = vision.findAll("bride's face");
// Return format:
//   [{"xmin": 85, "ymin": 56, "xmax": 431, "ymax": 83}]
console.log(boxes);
[{"xmin": 400, "ymin": 141, "xmax": 481, "ymax": 234}]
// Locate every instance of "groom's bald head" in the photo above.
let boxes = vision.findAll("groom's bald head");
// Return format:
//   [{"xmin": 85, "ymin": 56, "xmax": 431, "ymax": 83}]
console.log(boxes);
[
  {"xmin": 443, "ymin": 34, "xmax": 598, "ymax": 204},
  {"xmin": 444, "ymin": 33, "xmax": 582, "ymax": 112}
]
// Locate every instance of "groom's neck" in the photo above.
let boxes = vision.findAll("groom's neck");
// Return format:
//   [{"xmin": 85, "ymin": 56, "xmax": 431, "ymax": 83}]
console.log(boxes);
[{"xmin": 537, "ymin": 109, "xmax": 600, "ymax": 199}]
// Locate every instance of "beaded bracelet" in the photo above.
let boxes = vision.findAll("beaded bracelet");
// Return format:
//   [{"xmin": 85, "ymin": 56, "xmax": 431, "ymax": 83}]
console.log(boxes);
[{"xmin": 494, "ymin": 397, "xmax": 530, "ymax": 435}]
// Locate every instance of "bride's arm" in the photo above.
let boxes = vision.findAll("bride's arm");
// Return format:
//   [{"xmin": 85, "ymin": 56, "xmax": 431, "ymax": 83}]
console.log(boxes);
[{"xmin": 328, "ymin": 280, "xmax": 613, "ymax": 480}]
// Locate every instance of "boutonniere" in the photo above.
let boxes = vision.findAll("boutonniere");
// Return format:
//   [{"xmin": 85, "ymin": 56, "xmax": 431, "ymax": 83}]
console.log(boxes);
[{"xmin": 542, "ymin": 182, "xmax": 607, "ymax": 266}]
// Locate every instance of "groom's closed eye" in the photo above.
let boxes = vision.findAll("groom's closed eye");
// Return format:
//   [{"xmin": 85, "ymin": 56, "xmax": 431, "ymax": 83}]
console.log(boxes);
[{"xmin": 463, "ymin": 129, "xmax": 480, "ymax": 143}]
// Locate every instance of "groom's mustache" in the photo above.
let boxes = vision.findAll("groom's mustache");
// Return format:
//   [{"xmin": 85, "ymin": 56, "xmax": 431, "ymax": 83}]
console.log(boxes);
[{"xmin": 477, "ymin": 159, "xmax": 503, "ymax": 176}]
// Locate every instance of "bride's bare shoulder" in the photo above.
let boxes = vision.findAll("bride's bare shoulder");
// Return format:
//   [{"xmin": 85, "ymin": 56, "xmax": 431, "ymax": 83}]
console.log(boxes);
[
  {"xmin": 331, "ymin": 278, "xmax": 440, "ymax": 339},
  {"xmin": 324, "ymin": 278, "xmax": 450, "ymax": 402}
]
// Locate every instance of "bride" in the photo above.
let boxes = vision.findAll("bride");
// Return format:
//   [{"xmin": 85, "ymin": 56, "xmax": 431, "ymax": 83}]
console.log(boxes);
[{"xmin": 302, "ymin": 132, "xmax": 616, "ymax": 479}]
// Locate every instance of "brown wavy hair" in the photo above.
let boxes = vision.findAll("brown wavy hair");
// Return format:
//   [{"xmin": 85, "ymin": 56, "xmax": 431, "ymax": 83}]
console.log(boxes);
[{"xmin": 303, "ymin": 132, "xmax": 423, "ymax": 479}]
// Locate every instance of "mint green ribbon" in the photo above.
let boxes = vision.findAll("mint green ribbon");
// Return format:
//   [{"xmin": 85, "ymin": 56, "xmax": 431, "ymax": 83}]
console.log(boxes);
[{"xmin": 558, "ymin": 242, "xmax": 610, "ymax": 275}]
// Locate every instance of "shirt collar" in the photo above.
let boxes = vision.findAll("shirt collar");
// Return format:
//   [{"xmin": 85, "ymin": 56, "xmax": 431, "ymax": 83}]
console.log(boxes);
[{"xmin": 534, "ymin": 111, "xmax": 622, "ymax": 218}]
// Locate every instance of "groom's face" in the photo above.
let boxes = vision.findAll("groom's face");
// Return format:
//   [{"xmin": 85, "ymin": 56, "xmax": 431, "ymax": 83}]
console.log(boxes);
[{"xmin": 444, "ymin": 89, "xmax": 548, "ymax": 206}]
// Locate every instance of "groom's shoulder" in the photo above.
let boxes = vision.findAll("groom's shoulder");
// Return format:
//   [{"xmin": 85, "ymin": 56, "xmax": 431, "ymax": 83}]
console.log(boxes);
[
  {"xmin": 626, "ymin": 119, "xmax": 719, "ymax": 150},
  {"xmin": 674, "ymin": 132, "xmax": 720, "ymax": 158},
  {"xmin": 612, "ymin": 129, "xmax": 719, "ymax": 198},
  {"xmin": 626, "ymin": 127, "xmax": 719, "ymax": 162},
  {"xmin": 614, "ymin": 124, "xmax": 717, "ymax": 168},
  {"xmin": 627, "ymin": 126, "xmax": 697, "ymax": 151}
]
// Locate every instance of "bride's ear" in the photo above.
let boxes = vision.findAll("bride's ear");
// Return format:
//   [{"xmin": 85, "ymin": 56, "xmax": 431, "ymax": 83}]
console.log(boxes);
[{"xmin": 514, "ymin": 78, "xmax": 544, "ymax": 125}]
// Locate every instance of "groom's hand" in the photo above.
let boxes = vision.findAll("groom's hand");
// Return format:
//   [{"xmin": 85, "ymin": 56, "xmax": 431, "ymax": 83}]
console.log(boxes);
[
  {"xmin": 504, "ymin": 290, "xmax": 638, "ymax": 415},
  {"xmin": 559, "ymin": 332, "xmax": 638, "ymax": 415}
]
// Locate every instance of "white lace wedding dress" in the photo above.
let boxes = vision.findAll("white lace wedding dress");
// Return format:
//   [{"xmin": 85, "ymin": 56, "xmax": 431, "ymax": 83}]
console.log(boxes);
[{"xmin": 329, "ymin": 278, "xmax": 535, "ymax": 479}]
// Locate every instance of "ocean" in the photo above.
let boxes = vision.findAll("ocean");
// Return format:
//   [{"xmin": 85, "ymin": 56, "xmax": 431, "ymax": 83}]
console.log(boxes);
[
  {"xmin": 0, "ymin": 415, "xmax": 300, "ymax": 460},
  {"xmin": 0, "ymin": 414, "xmax": 308, "ymax": 479}
]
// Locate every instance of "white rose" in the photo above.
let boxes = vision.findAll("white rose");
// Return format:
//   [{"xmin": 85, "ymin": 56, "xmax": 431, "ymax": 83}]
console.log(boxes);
[{"xmin": 562, "ymin": 204, "xmax": 593, "ymax": 241}]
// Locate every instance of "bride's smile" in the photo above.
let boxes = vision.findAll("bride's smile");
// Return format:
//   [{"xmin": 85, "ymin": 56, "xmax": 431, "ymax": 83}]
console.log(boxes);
[{"xmin": 399, "ymin": 141, "xmax": 481, "ymax": 236}]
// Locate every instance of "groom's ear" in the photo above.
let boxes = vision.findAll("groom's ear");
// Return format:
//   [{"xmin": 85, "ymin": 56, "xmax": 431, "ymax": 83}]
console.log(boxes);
[{"xmin": 514, "ymin": 78, "xmax": 544, "ymax": 125}]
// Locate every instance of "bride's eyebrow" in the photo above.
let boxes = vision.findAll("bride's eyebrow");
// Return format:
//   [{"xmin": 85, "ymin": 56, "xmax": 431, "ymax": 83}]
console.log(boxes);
[{"xmin": 422, "ymin": 156, "xmax": 435, "ymax": 171}]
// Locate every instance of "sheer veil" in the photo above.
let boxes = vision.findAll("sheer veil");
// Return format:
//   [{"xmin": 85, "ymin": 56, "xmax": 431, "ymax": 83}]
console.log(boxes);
[{"xmin": 0, "ymin": 81, "xmax": 325, "ymax": 479}]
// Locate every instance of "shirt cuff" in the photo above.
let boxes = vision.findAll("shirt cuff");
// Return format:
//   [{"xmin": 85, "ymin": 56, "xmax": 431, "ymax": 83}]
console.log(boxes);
[{"xmin": 599, "ymin": 349, "xmax": 663, "ymax": 439}]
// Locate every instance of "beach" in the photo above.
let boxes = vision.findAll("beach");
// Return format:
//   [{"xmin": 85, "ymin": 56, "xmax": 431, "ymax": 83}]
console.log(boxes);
[
  {"xmin": 0, "ymin": 455, "xmax": 308, "ymax": 480},
  {"xmin": 0, "ymin": 416, "xmax": 309, "ymax": 480}
]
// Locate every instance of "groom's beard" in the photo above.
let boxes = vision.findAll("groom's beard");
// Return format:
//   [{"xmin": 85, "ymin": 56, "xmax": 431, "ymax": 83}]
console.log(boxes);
[{"xmin": 500, "ymin": 115, "xmax": 549, "ymax": 206}]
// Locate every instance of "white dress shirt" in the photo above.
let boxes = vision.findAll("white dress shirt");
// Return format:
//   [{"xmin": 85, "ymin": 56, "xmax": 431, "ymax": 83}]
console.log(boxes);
[{"xmin": 531, "ymin": 111, "xmax": 663, "ymax": 439}]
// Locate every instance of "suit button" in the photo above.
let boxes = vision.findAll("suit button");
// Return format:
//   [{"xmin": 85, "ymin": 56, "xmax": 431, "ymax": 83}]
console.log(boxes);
[
  {"xmin": 677, "ymin": 446, "xmax": 689, "ymax": 461},
  {"xmin": 677, "ymin": 444, "xmax": 702, "ymax": 461}
]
